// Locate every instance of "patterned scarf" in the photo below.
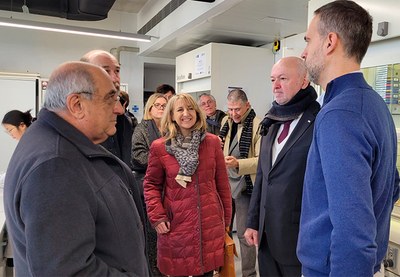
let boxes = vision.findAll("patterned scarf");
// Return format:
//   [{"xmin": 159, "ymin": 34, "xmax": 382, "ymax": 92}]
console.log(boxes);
[
  {"xmin": 165, "ymin": 130, "xmax": 205, "ymax": 188},
  {"xmin": 220, "ymin": 108, "xmax": 256, "ymax": 195},
  {"xmin": 259, "ymin": 85, "xmax": 318, "ymax": 136}
]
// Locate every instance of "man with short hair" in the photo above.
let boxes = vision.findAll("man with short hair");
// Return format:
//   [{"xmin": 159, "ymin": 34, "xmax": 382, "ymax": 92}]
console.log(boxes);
[
  {"xmin": 81, "ymin": 50, "xmax": 133, "ymax": 168},
  {"xmin": 198, "ymin": 93, "xmax": 226, "ymax": 135},
  {"xmin": 220, "ymin": 89, "xmax": 261, "ymax": 277},
  {"xmin": 155, "ymin": 83, "xmax": 176, "ymax": 101},
  {"xmin": 4, "ymin": 61, "xmax": 149, "ymax": 276},
  {"xmin": 245, "ymin": 57, "xmax": 320, "ymax": 277},
  {"xmin": 298, "ymin": 1, "xmax": 399, "ymax": 276}
]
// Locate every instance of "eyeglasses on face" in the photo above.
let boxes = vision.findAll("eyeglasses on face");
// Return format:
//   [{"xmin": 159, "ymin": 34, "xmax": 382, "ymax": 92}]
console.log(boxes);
[
  {"xmin": 153, "ymin": 103, "xmax": 167, "ymax": 110},
  {"xmin": 77, "ymin": 91, "xmax": 120, "ymax": 105}
]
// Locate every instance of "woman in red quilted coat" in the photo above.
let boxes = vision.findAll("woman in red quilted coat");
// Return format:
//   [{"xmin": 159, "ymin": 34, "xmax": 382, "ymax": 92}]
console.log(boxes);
[{"xmin": 144, "ymin": 93, "xmax": 232, "ymax": 277}]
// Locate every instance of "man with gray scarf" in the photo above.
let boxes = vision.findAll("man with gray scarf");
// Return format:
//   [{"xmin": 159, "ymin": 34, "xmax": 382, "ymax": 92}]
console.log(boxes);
[
  {"xmin": 219, "ymin": 89, "xmax": 261, "ymax": 277},
  {"xmin": 244, "ymin": 57, "xmax": 320, "ymax": 277}
]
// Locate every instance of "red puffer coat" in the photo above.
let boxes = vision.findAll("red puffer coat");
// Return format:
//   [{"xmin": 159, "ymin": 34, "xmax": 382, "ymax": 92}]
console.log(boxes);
[{"xmin": 144, "ymin": 133, "xmax": 232, "ymax": 276}]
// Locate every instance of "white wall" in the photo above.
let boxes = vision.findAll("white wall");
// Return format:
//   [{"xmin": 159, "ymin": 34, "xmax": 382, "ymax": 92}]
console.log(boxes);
[
  {"xmin": 363, "ymin": 37, "xmax": 400, "ymax": 68},
  {"xmin": 0, "ymin": 10, "xmax": 161, "ymax": 120},
  {"xmin": 308, "ymin": 0, "xmax": 400, "ymax": 43},
  {"xmin": 176, "ymin": 43, "xmax": 273, "ymax": 117}
]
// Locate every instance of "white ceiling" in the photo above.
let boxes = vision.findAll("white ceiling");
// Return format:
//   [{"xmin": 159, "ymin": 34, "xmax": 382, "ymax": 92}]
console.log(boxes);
[
  {"xmin": 111, "ymin": 0, "xmax": 149, "ymax": 13},
  {"xmin": 111, "ymin": 0, "xmax": 309, "ymax": 59}
]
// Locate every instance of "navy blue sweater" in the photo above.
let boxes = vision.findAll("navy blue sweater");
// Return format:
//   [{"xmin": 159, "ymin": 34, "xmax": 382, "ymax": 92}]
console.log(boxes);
[{"xmin": 297, "ymin": 73, "xmax": 400, "ymax": 277}]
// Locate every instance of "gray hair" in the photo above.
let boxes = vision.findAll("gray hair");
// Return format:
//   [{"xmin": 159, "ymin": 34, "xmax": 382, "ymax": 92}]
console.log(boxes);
[
  {"xmin": 198, "ymin": 93, "xmax": 216, "ymax": 104},
  {"xmin": 227, "ymin": 89, "xmax": 248, "ymax": 103},
  {"xmin": 43, "ymin": 62, "xmax": 97, "ymax": 111}
]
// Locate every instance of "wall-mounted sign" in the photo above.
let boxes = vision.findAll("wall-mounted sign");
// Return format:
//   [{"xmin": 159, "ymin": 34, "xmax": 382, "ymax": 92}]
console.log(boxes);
[{"xmin": 195, "ymin": 52, "xmax": 206, "ymax": 76}]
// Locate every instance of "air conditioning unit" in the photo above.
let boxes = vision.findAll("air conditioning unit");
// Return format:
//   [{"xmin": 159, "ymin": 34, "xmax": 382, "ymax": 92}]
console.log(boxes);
[{"xmin": 0, "ymin": 0, "xmax": 116, "ymax": 21}]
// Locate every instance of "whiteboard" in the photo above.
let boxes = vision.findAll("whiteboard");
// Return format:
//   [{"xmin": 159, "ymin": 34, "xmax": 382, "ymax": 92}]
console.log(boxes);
[{"xmin": 0, "ymin": 75, "xmax": 38, "ymax": 173}]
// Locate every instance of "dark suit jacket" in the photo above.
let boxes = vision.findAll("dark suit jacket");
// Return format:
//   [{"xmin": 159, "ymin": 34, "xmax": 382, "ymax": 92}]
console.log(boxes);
[
  {"xmin": 101, "ymin": 114, "xmax": 133, "ymax": 169},
  {"xmin": 247, "ymin": 101, "xmax": 320, "ymax": 266},
  {"xmin": 206, "ymin": 109, "xmax": 226, "ymax": 135}
]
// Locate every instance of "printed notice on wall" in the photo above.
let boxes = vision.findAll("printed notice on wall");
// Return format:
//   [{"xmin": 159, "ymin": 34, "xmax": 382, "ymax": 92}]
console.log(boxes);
[{"xmin": 195, "ymin": 52, "xmax": 206, "ymax": 76}]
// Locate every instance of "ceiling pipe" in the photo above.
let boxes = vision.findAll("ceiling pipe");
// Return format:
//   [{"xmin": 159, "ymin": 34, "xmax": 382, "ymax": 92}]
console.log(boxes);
[{"xmin": 110, "ymin": 46, "xmax": 139, "ymax": 62}]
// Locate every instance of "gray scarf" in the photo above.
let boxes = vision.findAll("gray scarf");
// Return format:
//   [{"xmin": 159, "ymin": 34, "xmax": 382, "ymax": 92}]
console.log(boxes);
[{"xmin": 165, "ymin": 130, "xmax": 205, "ymax": 187}]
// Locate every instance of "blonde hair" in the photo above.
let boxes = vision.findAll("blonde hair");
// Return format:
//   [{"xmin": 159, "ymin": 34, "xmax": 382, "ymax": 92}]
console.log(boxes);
[
  {"xmin": 161, "ymin": 93, "xmax": 207, "ymax": 140},
  {"xmin": 143, "ymin": 93, "xmax": 167, "ymax": 120}
]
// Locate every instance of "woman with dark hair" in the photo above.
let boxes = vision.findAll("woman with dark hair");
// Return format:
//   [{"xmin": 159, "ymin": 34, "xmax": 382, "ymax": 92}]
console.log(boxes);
[
  {"xmin": 132, "ymin": 93, "xmax": 167, "ymax": 277},
  {"xmin": 1, "ymin": 109, "xmax": 34, "ymax": 272},
  {"xmin": 2, "ymin": 109, "xmax": 34, "ymax": 141}
]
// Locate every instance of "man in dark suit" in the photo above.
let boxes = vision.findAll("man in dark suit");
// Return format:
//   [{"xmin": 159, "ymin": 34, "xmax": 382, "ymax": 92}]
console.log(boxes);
[{"xmin": 244, "ymin": 56, "xmax": 320, "ymax": 277}]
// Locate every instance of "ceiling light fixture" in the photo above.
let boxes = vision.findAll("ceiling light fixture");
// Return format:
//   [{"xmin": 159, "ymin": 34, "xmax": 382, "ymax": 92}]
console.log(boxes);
[{"xmin": 0, "ymin": 17, "xmax": 152, "ymax": 42}]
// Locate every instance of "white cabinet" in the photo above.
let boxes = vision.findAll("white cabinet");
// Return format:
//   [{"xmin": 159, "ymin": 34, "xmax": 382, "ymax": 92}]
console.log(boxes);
[
  {"xmin": 0, "ymin": 73, "xmax": 39, "ymax": 173},
  {"xmin": 176, "ymin": 43, "xmax": 274, "ymax": 117}
]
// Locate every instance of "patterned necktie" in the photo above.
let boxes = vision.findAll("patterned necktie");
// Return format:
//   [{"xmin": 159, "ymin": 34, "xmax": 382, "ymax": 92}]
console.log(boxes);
[{"xmin": 277, "ymin": 120, "xmax": 293, "ymax": 144}]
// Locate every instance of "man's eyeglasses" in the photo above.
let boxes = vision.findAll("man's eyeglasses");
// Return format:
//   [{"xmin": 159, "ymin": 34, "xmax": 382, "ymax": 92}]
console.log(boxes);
[
  {"xmin": 77, "ymin": 91, "xmax": 120, "ymax": 105},
  {"xmin": 153, "ymin": 103, "xmax": 167, "ymax": 110}
]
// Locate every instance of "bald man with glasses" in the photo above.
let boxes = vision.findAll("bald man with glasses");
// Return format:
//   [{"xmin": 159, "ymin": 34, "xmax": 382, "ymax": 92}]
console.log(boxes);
[{"xmin": 81, "ymin": 50, "xmax": 134, "ymax": 169}]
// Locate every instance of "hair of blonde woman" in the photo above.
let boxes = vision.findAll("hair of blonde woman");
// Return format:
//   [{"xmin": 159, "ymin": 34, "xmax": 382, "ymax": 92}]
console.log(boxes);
[
  {"xmin": 161, "ymin": 93, "xmax": 207, "ymax": 140},
  {"xmin": 143, "ymin": 93, "xmax": 167, "ymax": 120}
]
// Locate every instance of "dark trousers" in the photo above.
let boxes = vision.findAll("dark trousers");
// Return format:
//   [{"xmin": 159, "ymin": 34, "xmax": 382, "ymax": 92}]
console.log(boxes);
[
  {"xmin": 258, "ymin": 232, "xmax": 301, "ymax": 277},
  {"xmin": 133, "ymin": 171, "xmax": 164, "ymax": 277}
]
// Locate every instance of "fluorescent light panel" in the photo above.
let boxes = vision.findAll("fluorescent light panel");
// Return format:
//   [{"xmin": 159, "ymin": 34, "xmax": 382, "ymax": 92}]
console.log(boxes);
[{"xmin": 0, "ymin": 17, "xmax": 152, "ymax": 42}]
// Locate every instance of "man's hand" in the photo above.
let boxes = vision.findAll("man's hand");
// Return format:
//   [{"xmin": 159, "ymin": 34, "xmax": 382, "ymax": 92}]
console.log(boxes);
[
  {"xmin": 225, "ymin": 156, "xmax": 239, "ymax": 169},
  {"xmin": 244, "ymin": 228, "xmax": 259, "ymax": 247},
  {"xmin": 155, "ymin": 221, "xmax": 170, "ymax": 234}
]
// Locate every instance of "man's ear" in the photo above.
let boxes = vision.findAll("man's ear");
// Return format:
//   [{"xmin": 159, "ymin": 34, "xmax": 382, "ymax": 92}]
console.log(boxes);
[
  {"xmin": 66, "ymin": 93, "xmax": 85, "ymax": 119},
  {"xmin": 326, "ymin": 32, "xmax": 338, "ymax": 54},
  {"xmin": 301, "ymin": 79, "xmax": 310, "ymax": 89}
]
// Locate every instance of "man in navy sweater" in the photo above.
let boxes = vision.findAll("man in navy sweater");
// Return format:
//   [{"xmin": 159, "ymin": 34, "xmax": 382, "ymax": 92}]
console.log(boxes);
[{"xmin": 297, "ymin": 1, "xmax": 400, "ymax": 277}]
